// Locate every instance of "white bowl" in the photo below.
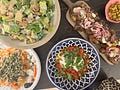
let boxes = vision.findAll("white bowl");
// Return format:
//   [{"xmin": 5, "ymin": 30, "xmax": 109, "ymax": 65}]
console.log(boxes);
[
  {"xmin": 0, "ymin": 43, "xmax": 41, "ymax": 90},
  {"xmin": 0, "ymin": 0, "xmax": 61, "ymax": 49}
]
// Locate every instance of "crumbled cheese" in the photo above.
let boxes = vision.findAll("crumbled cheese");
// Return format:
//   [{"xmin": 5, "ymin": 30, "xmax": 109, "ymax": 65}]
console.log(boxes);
[
  {"xmin": 28, "ymin": 14, "xmax": 34, "ymax": 23},
  {"xmin": 107, "ymin": 42, "xmax": 112, "ymax": 47},
  {"xmin": 15, "ymin": 11, "xmax": 23, "ymax": 22},
  {"xmin": 92, "ymin": 13, "xmax": 96, "ymax": 18},
  {"xmin": 8, "ymin": 0, "xmax": 17, "ymax": 10},
  {"xmin": 73, "ymin": 57, "xmax": 77, "ymax": 64},
  {"xmin": 73, "ymin": 66, "xmax": 78, "ymax": 71},
  {"xmin": 0, "ymin": 2, "xmax": 7, "ymax": 15},
  {"xmin": 59, "ymin": 55, "xmax": 66, "ymax": 66},
  {"xmin": 27, "ymin": 69, "xmax": 34, "ymax": 76},
  {"xmin": 80, "ymin": 9, "xmax": 86, "ymax": 18},
  {"xmin": 102, "ymin": 37, "xmax": 107, "ymax": 43},
  {"xmin": 73, "ymin": 7, "xmax": 82, "ymax": 14},
  {"xmin": 117, "ymin": 41, "xmax": 120, "ymax": 46}
]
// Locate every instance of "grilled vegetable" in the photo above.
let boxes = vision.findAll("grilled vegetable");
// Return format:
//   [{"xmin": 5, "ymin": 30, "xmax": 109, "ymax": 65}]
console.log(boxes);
[{"xmin": 70, "ymin": 2, "xmax": 120, "ymax": 64}]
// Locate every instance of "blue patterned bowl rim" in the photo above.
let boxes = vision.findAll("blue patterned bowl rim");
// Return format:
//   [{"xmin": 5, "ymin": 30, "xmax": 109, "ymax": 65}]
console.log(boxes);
[{"xmin": 46, "ymin": 38, "xmax": 100, "ymax": 90}]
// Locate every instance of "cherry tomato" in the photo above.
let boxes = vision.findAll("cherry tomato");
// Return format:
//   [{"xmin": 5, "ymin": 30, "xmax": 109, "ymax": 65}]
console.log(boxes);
[{"xmin": 66, "ymin": 69, "xmax": 79, "ymax": 79}]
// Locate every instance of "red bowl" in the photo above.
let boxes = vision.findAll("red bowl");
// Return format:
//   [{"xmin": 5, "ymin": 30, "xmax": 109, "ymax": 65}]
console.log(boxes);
[{"xmin": 105, "ymin": 0, "xmax": 120, "ymax": 23}]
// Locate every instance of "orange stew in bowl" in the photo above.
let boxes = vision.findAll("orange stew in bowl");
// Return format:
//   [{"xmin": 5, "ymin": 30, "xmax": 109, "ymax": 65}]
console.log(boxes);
[{"xmin": 55, "ymin": 46, "xmax": 90, "ymax": 80}]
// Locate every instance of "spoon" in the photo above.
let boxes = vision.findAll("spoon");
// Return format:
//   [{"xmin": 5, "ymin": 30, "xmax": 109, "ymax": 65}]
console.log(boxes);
[{"xmin": 62, "ymin": 0, "xmax": 114, "ymax": 65}]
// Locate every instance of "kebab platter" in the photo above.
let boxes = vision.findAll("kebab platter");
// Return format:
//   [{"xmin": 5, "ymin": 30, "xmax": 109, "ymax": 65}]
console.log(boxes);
[{"xmin": 66, "ymin": 0, "xmax": 120, "ymax": 65}]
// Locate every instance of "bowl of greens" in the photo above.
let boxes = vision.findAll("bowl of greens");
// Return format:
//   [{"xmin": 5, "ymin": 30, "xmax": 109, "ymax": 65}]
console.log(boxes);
[
  {"xmin": 0, "ymin": 0, "xmax": 61, "ymax": 48},
  {"xmin": 46, "ymin": 38, "xmax": 100, "ymax": 90}
]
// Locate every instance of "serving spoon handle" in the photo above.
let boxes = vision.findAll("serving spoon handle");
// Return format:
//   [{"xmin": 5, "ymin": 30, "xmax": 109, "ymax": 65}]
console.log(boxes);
[{"xmin": 62, "ymin": 0, "xmax": 74, "ymax": 8}]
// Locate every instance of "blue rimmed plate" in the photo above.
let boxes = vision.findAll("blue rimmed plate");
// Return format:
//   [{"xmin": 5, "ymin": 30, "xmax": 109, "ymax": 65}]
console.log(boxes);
[{"xmin": 46, "ymin": 38, "xmax": 100, "ymax": 90}]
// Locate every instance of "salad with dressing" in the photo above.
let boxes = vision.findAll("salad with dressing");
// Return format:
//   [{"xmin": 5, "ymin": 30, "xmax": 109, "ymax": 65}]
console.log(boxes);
[{"xmin": 0, "ymin": 0, "xmax": 55, "ymax": 44}]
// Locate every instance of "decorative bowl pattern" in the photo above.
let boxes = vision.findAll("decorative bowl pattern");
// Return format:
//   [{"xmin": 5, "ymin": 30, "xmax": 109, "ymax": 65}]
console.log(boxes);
[{"xmin": 46, "ymin": 38, "xmax": 100, "ymax": 90}]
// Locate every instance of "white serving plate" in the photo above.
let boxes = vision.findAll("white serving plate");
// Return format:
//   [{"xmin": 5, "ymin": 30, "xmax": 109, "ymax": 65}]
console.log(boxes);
[{"xmin": 0, "ymin": 43, "xmax": 41, "ymax": 90}]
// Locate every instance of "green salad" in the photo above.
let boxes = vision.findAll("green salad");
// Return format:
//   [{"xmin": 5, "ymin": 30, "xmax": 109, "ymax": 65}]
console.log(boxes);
[{"xmin": 0, "ymin": 0, "xmax": 55, "ymax": 44}]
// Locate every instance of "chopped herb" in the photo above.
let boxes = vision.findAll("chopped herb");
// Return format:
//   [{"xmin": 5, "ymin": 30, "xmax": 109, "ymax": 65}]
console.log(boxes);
[{"xmin": 55, "ymin": 46, "xmax": 90, "ymax": 80}]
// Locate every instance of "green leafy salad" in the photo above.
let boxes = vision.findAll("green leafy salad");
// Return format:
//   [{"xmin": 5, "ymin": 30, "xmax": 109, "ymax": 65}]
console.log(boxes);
[{"xmin": 0, "ymin": 0, "xmax": 55, "ymax": 44}]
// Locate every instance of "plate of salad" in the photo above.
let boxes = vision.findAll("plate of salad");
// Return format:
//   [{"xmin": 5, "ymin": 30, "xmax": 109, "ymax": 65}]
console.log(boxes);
[
  {"xmin": 0, "ymin": 43, "xmax": 41, "ymax": 90},
  {"xmin": 46, "ymin": 38, "xmax": 100, "ymax": 90},
  {"xmin": 0, "ymin": 0, "xmax": 61, "ymax": 48}
]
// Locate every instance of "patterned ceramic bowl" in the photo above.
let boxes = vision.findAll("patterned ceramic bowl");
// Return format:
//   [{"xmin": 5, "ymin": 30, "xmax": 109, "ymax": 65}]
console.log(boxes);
[{"xmin": 46, "ymin": 38, "xmax": 100, "ymax": 90}]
